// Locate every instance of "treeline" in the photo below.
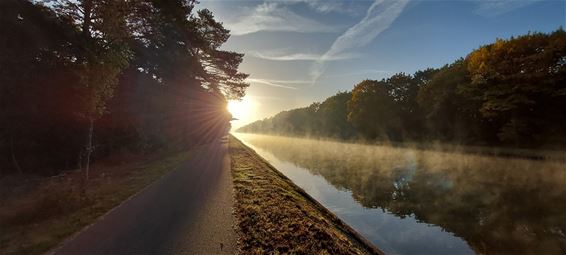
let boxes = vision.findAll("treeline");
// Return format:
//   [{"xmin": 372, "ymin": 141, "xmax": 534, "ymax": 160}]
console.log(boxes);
[
  {"xmin": 238, "ymin": 29, "xmax": 566, "ymax": 148},
  {"xmin": 0, "ymin": 0, "xmax": 248, "ymax": 176}
]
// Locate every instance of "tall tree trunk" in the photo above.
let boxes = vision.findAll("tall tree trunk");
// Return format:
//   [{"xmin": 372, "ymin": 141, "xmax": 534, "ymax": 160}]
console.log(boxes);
[
  {"xmin": 80, "ymin": 0, "xmax": 94, "ymax": 191},
  {"xmin": 82, "ymin": 0, "xmax": 93, "ymax": 40},
  {"xmin": 10, "ymin": 136, "xmax": 23, "ymax": 175},
  {"xmin": 78, "ymin": 149, "xmax": 83, "ymax": 171},
  {"xmin": 85, "ymin": 118, "xmax": 94, "ymax": 182}
]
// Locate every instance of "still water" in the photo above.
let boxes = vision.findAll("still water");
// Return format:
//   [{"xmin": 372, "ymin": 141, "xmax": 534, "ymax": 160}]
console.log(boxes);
[{"xmin": 235, "ymin": 133, "xmax": 566, "ymax": 255}]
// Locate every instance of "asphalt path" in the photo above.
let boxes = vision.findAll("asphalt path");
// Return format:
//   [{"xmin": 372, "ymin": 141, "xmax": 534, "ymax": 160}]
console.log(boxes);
[{"xmin": 51, "ymin": 136, "xmax": 236, "ymax": 255}]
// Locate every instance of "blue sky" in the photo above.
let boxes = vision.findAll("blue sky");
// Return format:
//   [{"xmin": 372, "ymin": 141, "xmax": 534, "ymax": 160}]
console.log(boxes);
[{"xmin": 199, "ymin": 0, "xmax": 565, "ymax": 128}]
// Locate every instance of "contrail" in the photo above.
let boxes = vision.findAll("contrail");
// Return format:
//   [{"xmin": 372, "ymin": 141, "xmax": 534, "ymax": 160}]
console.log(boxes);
[
  {"xmin": 247, "ymin": 78, "xmax": 302, "ymax": 90},
  {"xmin": 310, "ymin": 0, "xmax": 410, "ymax": 85}
]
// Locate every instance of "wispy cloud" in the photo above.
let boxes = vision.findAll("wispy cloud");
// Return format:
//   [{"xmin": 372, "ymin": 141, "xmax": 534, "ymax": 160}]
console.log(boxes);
[
  {"xmin": 249, "ymin": 49, "xmax": 360, "ymax": 61},
  {"xmin": 323, "ymin": 69, "xmax": 394, "ymax": 78},
  {"xmin": 226, "ymin": 2, "xmax": 338, "ymax": 35},
  {"xmin": 474, "ymin": 0, "xmax": 543, "ymax": 16},
  {"xmin": 310, "ymin": 0, "xmax": 410, "ymax": 83},
  {"xmin": 305, "ymin": 0, "xmax": 348, "ymax": 13},
  {"xmin": 247, "ymin": 78, "xmax": 312, "ymax": 89},
  {"xmin": 205, "ymin": 0, "xmax": 360, "ymax": 15},
  {"xmin": 277, "ymin": 0, "xmax": 354, "ymax": 14}
]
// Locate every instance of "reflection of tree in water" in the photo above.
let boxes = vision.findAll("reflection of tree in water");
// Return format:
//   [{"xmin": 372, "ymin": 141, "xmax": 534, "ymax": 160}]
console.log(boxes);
[{"xmin": 243, "ymin": 135, "xmax": 566, "ymax": 254}]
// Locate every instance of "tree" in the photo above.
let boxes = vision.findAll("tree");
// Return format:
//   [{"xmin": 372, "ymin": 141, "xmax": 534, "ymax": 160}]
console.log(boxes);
[
  {"xmin": 417, "ymin": 60, "xmax": 482, "ymax": 143},
  {"xmin": 53, "ymin": 0, "xmax": 133, "ymax": 181},
  {"xmin": 124, "ymin": 0, "xmax": 248, "ymax": 146},
  {"xmin": 404, "ymin": 68, "xmax": 439, "ymax": 139},
  {"xmin": 0, "ymin": 0, "xmax": 250, "ymax": 176},
  {"xmin": 194, "ymin": 9, "xmax": 249, "ymax": 99},
  {"xmin": 465, "ymin": 29, "xmax": 566, "ymax": 145},
  {"xmin": 238, "ymin": 29, "xmax": 566, "ymax": 149},
  {"xmin": 0, "ymin": 0, "xmax": 83, "ymax": 175},
  {"xmin": 318, "ymin": 92, "xmax": 356, "ymax": 139},
  {"xmin": 347, "ymin": 80, "xmax": 398, "ymax": 140},
  {"xmin": 384, "ymin": 73, "xmax": 420, "ymax": 140}
]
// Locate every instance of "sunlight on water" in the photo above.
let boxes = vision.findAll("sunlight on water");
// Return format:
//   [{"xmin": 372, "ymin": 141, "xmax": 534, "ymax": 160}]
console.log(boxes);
[{"xmin": 235, "ymin": 133, "xmax": 566, "ymax": 255}]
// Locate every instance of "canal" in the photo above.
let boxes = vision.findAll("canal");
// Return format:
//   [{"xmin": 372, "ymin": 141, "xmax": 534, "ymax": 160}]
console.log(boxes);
[{"xmin": 235, "ymin": 133, "xmax": 566, "ymax": 254}]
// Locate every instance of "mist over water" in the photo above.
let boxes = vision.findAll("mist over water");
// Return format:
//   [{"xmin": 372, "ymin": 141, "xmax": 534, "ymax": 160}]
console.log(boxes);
[{"xmin": 235, "ymin": 133, "xmax": 566, "ymax": 255}]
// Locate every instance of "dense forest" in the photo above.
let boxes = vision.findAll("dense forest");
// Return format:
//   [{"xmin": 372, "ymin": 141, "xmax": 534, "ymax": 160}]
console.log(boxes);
[
  {"xmin": 0, "ymin": 0, "xmax": 248, "ymax": 176},
  {"xmin": 238, "ymin": 29, "xmax": 566, "ymax": 149}
]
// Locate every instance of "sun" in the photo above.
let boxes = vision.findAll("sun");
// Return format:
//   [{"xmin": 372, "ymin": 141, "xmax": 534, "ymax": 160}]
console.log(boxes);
[{"xmin": 227, "ymin": 98, "xmax": 253, "ymax": 121}]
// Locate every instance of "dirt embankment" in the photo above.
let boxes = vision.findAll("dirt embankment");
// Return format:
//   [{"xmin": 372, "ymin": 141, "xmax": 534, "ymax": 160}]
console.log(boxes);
[{"xmin": 229, "ymin": 135, "xmax": 382, "ymax": 255}]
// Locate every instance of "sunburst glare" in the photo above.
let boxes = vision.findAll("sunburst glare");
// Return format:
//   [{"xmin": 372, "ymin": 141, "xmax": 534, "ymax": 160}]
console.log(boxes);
[{"xmin": 227, "ymin": 97, "xmax": 255, "ymax": 126}]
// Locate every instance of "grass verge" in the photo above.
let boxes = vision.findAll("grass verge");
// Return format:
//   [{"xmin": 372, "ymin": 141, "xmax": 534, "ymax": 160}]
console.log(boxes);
[
  {"xmin": 0, "ymin": 150, "xmax": 189, "ymax": 255},
  {"xmin": 229, "ymin": 135, "xmax": 382, "ymax": 255}
]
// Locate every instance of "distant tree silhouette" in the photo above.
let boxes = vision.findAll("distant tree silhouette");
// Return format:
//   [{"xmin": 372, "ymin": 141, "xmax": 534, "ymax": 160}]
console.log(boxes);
[{"xmin": 238, "ymin": 29, "xmax": 566, "ymax": 149}]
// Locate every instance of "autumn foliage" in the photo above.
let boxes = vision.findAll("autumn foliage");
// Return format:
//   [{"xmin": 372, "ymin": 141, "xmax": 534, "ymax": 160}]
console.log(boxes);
[{"xmin": 239, "ymin": 29, "xmax": 566, "ymax": 148}]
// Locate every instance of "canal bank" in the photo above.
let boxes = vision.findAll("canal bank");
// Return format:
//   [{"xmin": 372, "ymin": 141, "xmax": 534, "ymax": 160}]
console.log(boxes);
[
  {"xmin": 229, "ymin": 135, "xmax": 382, "ymax": 254},
  {"xmin": 234, "ymin": 133, "xmax": 566, "ymax": 254}
]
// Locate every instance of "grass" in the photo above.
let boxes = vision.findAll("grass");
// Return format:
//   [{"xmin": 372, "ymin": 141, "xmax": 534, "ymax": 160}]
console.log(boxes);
[
  {"xmin": 229, "ymin": 135, "xmax": 382, "ymax": 255},
  {"xmin": 0, "ymin": 150, "xmax": 189, "ymax": 255}
]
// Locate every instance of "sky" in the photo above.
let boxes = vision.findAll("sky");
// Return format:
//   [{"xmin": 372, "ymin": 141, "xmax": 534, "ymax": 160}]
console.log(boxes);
[{"xmin": 198, "ymin": 0, "xmax": 566, "ymax": 128}]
